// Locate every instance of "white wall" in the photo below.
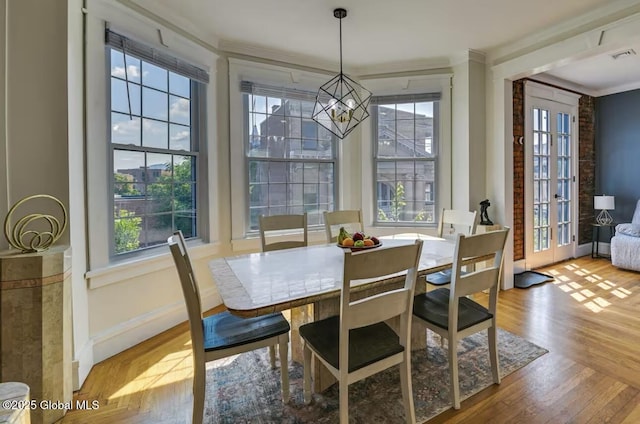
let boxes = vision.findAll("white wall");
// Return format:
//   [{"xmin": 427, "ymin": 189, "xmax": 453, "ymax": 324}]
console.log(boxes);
[
  {"xmin": 452, "ymin": 51, "xmax": 487, "ymax": 214},
  {"xmin": 1, "ymin": 0, "xmax": 70, "ymax": 247}
]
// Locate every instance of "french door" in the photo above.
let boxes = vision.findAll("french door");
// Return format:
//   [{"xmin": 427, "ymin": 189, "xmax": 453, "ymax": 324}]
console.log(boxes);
[{"xmin": 524, "ymin": 83, "xmax": 579, "ymax": 268}]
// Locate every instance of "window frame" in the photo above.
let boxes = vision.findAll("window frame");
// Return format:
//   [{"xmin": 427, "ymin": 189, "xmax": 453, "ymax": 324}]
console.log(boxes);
[
  {"xmin": 360, "ymin": 75, "xmax": 452, "ymax": 230},
  {"xmin": 106, "ymin": 44, "xmax": 207, "ymax": 258},
  {"xmin": 371, "ymin": 97, "xmax": 440, "ymax": 226},
  {"xmin": 229, "ymin": 59, "xmax": 344, "ymax": 246},
  {"xmin": 240, "ymin": 84, "xmax": 338, "ymax": 233},
  {"xmin": 85, "ymin": 3, "xmax": 218, "ymax": 270}
]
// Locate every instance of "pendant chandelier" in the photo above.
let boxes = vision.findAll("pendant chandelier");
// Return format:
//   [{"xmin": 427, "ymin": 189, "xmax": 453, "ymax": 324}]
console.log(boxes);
[{"xmin": 312, "ymin": 8, "xmax": 372, "ymax": 139}]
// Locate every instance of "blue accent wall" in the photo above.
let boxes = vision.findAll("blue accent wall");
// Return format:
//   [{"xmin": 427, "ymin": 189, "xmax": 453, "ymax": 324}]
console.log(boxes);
[{"xmin": 595, "ymin": 89, "xmax": 640, "ymax": 223}]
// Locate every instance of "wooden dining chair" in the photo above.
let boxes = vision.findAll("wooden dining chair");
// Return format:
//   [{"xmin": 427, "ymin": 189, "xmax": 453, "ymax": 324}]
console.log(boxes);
[
  {"xmin": 168, "ymin": 231, "xmax": 290, "ymax": 424},
  {"xmin": 258, "ymin": 213, "xmax": 306, "ymax": 365},
  {"xmin": 413, "ymin": 227, "xmax": 509, "ymax": 409},
  {"xmin": 259, "ymin": 213, "xmax": 308, "ymax": 252},
  {"xmin": 425, "ymin": 208, "xmax": 477, "ymax": 288},
  {"xmin": 299, "ymin": 240, "xmax": 424, "ymax": 424},
  {"xmin": 323, "ymin": 209, "xmax": 364, "ymax": 243}
]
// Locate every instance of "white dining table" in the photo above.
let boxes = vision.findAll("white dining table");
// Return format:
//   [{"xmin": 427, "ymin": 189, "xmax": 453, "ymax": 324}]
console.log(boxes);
[{"xmin": 208, "ymin": 233, "xmax": 457, "ymax": 391}]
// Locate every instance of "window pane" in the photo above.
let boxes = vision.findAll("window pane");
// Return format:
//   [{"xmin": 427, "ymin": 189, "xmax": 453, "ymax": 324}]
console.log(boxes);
[
  {"xmin": 114, "ymin": 150, "xmax": 144, "ymax": 182},
  {"xmin": 110, "ymin": 47, "xmax": 200, "ymax": 255},
  {"xmin": 111, "ymin": 79, "xmax": 141, "ymax": 116},
  {"xmin": 269, "ymin": 162, "xmax": 286, "ymax": 183},
  {"xmin": 142, "ymin": 88, "xmax": 168, "ymax": 120},
  {"xmin": 170, "ymin": 124, "xmax": 190, "ymax": 151},
  {"xmin": 243, "ymin": 91, "xmax": 336, "ymax": 233},
  {"xmin": 111, "ymin": 51, "xmax": 141, "ymax": 84},
  {"xmin": 111, "ymin": 113, "xmax": 141, "ymax": 146},
  {"xmin": 169, "ymin": 72, "xmax": 190, "ymax": 97},
  {"xmin": 169, "ymin": 95, "xmax": 190, "ymax": 125},
  {"xmin": 142, "ymin": 61, "xmax": 168, "ymax": 91},
  {"xmin": 142, "ymin": 119, "xmax": 168, "ymax": 149},
  {"xmin": 373, "ymin": 97, "xmax": 438, "ymax": 224}
]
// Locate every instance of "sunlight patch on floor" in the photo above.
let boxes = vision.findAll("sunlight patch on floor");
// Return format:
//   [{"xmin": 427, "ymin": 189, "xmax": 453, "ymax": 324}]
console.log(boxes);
[
  {"xmin": 109, "ymin": 349, "xmax": 192, "ymax": 400},
  {"xmin": 580, "ymin": 289, "xmax": 595, "ymax": 298},
  {"xmin": 542, "ymin": 263, "xmax": 634, "ymax": 313}
]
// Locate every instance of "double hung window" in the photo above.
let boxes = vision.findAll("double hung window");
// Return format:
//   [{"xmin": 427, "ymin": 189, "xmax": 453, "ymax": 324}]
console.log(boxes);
[
  {"xmin": 107, "ymin": 30, "xmax": 208, "ymax": 255},
  {"xmin": 371, "ymin": 93, "xmax": 441, "ymax": 225},
  {"xmin": 241, "ymin": 82, "xmax": 337, "ymax": 231}
]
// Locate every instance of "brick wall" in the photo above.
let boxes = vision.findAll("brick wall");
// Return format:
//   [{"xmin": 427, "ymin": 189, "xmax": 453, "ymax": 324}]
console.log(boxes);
[
  {"xmin": 512, "ymin": 80, "xmax": 525, "ymax": 260},
  {"xmin": 578, "ymin": 95, "xmax": 596, "ymax": 245},
  {"xmin": 511, "ymin": 80, "xmax": 596, "ymax": 260}
]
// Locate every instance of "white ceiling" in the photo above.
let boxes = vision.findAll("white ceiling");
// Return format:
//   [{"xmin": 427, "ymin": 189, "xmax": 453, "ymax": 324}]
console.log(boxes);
[{"xmin": 128, "ymin": 0, "xmax": 640, "ymax": 96}]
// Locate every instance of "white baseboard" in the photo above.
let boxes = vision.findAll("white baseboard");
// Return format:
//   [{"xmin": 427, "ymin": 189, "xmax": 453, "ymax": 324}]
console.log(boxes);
[
  {"xmin": 72, "ymin": 339, "xmax": 95, "ymax": 390},
  {"xmin": 577, "ymin": 243, "xmax": 593, "ymax": 258},
  {"xmin": 91, "ymin": 287, "xmax": 220, "ymax": 364}
]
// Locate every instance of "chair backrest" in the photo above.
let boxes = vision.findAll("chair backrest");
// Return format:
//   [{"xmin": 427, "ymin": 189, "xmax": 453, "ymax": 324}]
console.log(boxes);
[
  {"xmin": 437, "ymin": 209, "xmax": 477, "ymax": 240},
  {"xmin": 323, "ymin": 209, "xmax": 364, "ymax": 243},
  {"xmin": 340, "ymin": 240, "xmax": 424, "ymax": 356},
  {"xmin": 259, "ymin": 213, "xmax": 308, "ymax": 252},
  {"xmin": 168, "ymin": 231, "xmax": 204, "ymax": 357},
  {"xmin": 449, "ymin": 228, "xmax": 510, "ymax": 314}
]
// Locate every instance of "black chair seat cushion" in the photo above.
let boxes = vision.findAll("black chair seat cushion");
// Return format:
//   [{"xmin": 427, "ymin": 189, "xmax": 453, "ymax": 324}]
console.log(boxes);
[
  {"xmin": 426, "ymin": 269, "xmax": 470, "ymax": 286},
  {"xmin": 299, "ymin": 316, "xmax": 403, "ymax": 373},
  {"xmin": 202, "ymin": 311, "xmax": 290, "ymax": 352},
  {"xmin": 413, "ymin": 288, "xmax": 493, "ymax": 331}
]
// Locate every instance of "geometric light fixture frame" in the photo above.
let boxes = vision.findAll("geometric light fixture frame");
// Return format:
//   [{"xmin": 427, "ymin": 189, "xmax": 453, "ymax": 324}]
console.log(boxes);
[{"xmin": 312, "ymin": 8, "xmax": 372, "ymax": 139}]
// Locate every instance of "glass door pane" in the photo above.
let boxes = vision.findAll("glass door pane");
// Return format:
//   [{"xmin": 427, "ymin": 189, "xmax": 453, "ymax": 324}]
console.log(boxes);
[{"xmin": 532, "ymin": 107, "xmax": 551, "ymax": 253}]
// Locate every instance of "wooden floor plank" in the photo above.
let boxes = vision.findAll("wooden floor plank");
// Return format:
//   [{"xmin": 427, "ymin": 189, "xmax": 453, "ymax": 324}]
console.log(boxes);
[{"xmin": 61, "ymin": 257, "xmax": 640, "ymax": 423}]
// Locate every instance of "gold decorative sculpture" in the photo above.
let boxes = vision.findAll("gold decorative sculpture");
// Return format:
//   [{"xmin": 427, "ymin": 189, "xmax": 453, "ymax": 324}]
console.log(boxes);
[{"xmin": 3, "ymin": 194, "xmax": 68, "ymax": 253}]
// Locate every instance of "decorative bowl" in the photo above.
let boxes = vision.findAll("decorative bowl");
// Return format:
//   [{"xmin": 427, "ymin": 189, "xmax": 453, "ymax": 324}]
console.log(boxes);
[{"xmin": 337, "ymin": 241, "xmax": 382, "ymax": 251}]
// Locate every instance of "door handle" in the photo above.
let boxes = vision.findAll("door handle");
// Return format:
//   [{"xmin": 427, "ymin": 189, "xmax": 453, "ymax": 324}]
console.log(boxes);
[{"xmin": 554, "ymin": 194, "xmax": 563, "ymax": 200}]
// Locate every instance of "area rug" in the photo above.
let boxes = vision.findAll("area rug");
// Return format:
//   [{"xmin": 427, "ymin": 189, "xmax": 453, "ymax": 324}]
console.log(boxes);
[
  {"xmin": 514, "ymin": 271, "xmax": 555, "ymax": 289},
  {"xmin": 204, "ymin": 328, "xmax": 547, "ymax": 423}
]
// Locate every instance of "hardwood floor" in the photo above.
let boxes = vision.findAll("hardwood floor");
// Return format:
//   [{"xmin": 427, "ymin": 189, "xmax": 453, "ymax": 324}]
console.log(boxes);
[{"xmin": 62, "ymin": 256, "xmax": 640, "ymax": 423}]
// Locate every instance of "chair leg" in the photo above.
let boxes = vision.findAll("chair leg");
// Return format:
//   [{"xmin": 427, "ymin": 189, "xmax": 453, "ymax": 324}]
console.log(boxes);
[
  {"xmin": 192, "ymin": 360, "xmax": 206, "ymax": 424},
  {"xmin": 269, "ymin": 345, "xmax": 277, "ymax": 368},
  {"xmin": 279, "ymin": 336, "xmax": 290, "ymax": 403},
  {"xmin": 488, "ymin": 325, "xmax": 501, "ymax": 384},
  {"xmin": 303, "ymin": 342, "xmax": 312, "ymax": 404},
  {"xmin": 399, "ymin": 351, "xmax": 416, "ymax": 423},
  {"xmin": 448, "ymin": 336, "xmax": 461, "ymax": 410},
  {"xmin": 339, "ymin": 379, "xmax": 349, "ymax": 424}
]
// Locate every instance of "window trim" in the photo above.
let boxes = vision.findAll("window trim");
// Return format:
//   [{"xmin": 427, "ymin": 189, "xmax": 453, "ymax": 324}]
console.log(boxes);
[
  {"xmin": 229, "ymin": 58, "xmax": 342, "ymax": 244},
  {"xmin": 360, "ymin": 74, "xmax": 452, "ymax": 230},
  {"xmin": 371, "ymin": 98, "xmax": 440, "ymax": 226},
  {"xmin": 85, "ymin": 2, "xmax": 218, "ymax": 270},
  {"xmin": 106, "ymin": 45, "xmax": 205, "ymax": 258},
  {"xmin": 240, "ymin": 83, "xmax": 338, "ymax": 234}
]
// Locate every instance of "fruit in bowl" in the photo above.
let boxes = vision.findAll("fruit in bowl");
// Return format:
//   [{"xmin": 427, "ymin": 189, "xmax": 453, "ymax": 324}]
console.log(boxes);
[{"xmin": 337, "ymin": 227, "xmax": 381, "ymax": 249}]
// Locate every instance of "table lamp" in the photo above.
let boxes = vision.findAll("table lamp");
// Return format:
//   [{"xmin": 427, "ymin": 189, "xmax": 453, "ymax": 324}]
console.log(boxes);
[{"xmin": 594, "ymin": 195, "xmax": 615, "ymax": 225}]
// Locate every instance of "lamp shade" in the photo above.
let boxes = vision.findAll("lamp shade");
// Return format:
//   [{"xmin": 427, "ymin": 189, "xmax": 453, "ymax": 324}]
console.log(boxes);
[{"xmin": 594, "ymin": 195, "xmax": 615, "ymax": 210}]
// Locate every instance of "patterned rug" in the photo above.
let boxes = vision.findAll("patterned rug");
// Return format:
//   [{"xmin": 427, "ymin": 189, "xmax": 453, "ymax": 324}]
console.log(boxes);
[{"xmin": 204, "ymin": 328, "xmax": 547, "ymax": 423}]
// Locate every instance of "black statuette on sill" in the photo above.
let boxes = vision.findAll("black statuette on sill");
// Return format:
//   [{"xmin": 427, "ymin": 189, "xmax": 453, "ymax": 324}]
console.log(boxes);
[{"xmin": 480, "ymin": 199, "xmax": 493, "ymax": 225}]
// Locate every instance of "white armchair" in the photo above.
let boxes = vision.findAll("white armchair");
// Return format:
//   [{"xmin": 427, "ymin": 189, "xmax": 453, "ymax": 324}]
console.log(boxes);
[{"xmin": 611, "ymin": 199, "xmax": 640, "ymax": 272}]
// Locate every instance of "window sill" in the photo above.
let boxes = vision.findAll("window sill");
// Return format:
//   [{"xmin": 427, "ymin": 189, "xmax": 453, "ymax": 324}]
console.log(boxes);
[{"xmin": 85, "ymin": 241, "xmax": 222, "ymax": 290}]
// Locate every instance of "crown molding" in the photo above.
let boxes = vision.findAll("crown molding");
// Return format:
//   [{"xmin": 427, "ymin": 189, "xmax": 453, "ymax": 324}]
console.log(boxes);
[
  {"xmin": 220, "ymin": 39, "xmax": 340, "ymax": 74},
  {"xmin": 595, "ymin": 80, "xmax": 640, "ymax": 96},
  {"xmin": 450, "ymin": 49, "xmax": 487, "ymax": 67},
  {"xmin": 353, "ymin": 57, "xmax": 451, "ymax": 78},
  {"xmin": 123, "ymin": 0, "xmax": 220, "ymax": 52},
  {"xmin": 487, "ymin": 0, "xmax": 640, "ymax": 66}
]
